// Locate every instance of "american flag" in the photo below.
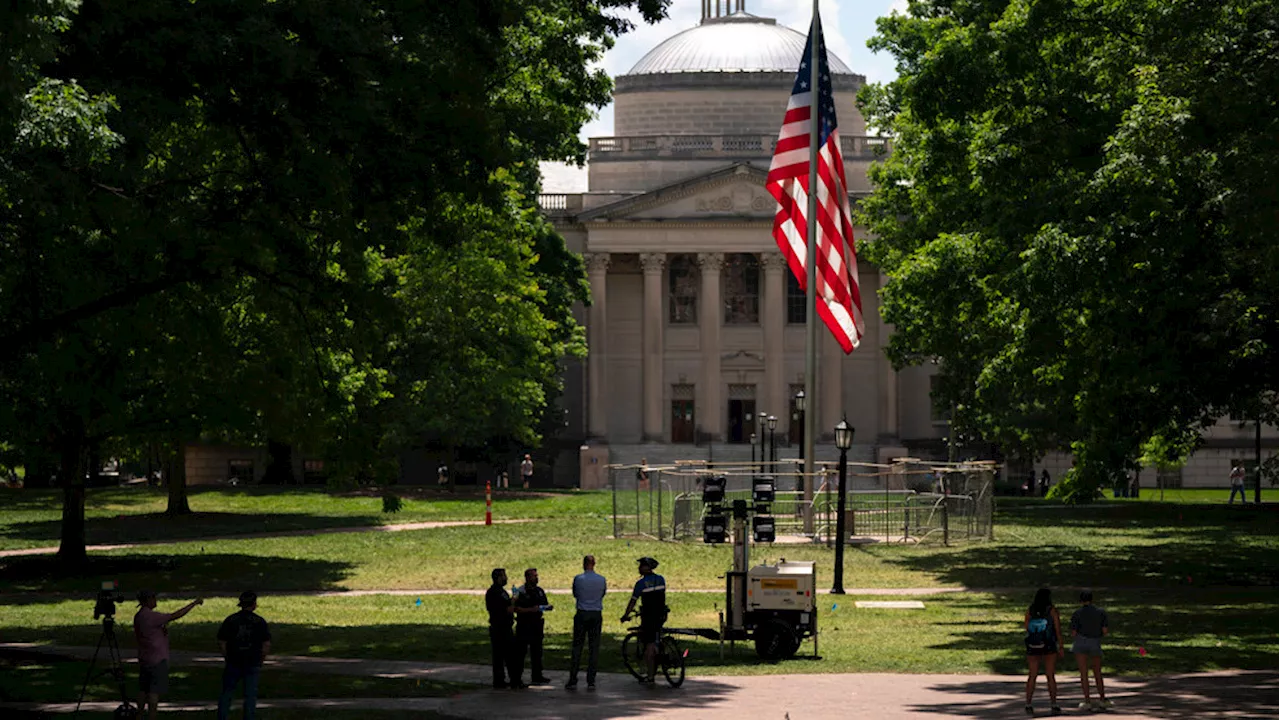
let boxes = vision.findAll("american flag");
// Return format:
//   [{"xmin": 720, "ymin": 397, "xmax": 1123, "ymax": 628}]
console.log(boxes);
[{"xmin": 765, "ymin": 16, "xmax": 864, "ymax": 353}]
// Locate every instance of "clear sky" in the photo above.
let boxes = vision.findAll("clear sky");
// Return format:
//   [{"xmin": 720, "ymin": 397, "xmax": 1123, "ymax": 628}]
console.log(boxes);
[{"xmin": 540, "ymin": 0, "xmax": 906, "ymax": 192}]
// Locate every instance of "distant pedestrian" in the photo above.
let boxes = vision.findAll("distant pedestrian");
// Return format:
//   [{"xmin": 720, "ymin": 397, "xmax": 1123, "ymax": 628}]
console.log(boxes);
[
  {"xmin": 499, "ymin": 470, "xmax": 510, "ymax": 490},
  {"xmin": 513, "ymin": 568, "xmax": 552, "ymax": 684},
  {"xmin": 1039, "ymin": 469, "xmax": 1050, "ymax": 497},
  {"xmin": 566, "ymin": 555, "xmax": 607, "ymax": 690},
  {"xmin": 1228, "ymin": 461, "xmax": 1247, "ymax": 504},
  {"xmin": 134, "ymin": 591, "xmax": 203, "ymax": 720},
  {"xmin": 217, "ymin": 591, "xmax": 272, "ymax": 720},
  {"xmin": 521, "ymin": 454, "xmax": 534, "ymax": 489},
  {"xmin": 1023, "ymin": 587, "xmax": 1063, "ymax": 715},
  {"xmin": 437, "ymin": 463, "xmax": 449, "ymax": 486},
  {"xmin": 1070, "ymin": 590, "xmax": 1112, "ymax": 711},
  {"xmin": 486, "ymin": 568, "xmax": 522, "ymax": 689},
  {"xmin": 637, "ymin": 458, "xmax": 650, "ymax": 490},
  {"xmin": 1025, "ymin": 469, "xmax": 1036, "ymax": 497}
]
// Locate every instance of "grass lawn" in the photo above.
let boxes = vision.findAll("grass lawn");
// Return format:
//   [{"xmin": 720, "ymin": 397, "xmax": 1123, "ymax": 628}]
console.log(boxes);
[
  {"xmin": 0, "ymin": 648, "xmax": 471, "ymax": 704},
  {"xmin": 1, "ymin": 499, "xmax": 1273, "ymax": 595},
  {"xmin": 0, "ymin": 485, "xmax": 612, "ymax": 550},
  {"xmin": 1, "ymin": 589, "xmax": 1274, "ymax": 678},
  {"xmin": 0, "ymin": 488, "xmax": 1273, "ymax": 677}
]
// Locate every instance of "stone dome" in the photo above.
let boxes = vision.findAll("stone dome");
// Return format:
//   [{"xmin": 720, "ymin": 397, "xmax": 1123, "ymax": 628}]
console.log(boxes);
[{"xmin": 626, "ymin": 12, "xmax": 854, "ymax": 76}]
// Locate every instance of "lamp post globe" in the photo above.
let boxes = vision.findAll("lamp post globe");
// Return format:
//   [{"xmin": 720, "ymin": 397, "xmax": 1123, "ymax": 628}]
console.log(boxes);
[{"xmin": 832, "ymin": 417, "xmax": 854, "ymax": 594}]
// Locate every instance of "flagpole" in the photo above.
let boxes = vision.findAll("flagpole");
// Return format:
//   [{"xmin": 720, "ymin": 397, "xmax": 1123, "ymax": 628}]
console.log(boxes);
[{"xmin": 802, "ymin": 0, "xmax": 819, "ymax": 534}]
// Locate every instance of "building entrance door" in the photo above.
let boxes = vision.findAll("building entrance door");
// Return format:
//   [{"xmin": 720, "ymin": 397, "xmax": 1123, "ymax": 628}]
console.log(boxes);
[
  {"xmin": 671, "ymin": 400, "xmax": 695, "ymax": 443},
  {"xmin": 727, "ymin": 399, "xmax": 755, "ymax": 444}
]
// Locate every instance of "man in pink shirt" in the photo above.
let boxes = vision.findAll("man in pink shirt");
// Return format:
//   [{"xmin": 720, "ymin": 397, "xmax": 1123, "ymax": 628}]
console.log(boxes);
[{"xmin": 133, "ymin": 590, "xmax": 202, "ymax": 720}]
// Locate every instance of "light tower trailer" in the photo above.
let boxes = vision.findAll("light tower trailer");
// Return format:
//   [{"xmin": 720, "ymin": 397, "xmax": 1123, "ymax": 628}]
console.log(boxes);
[{"xmin": 723, "ymin": 559, "xmax": 819, "ymax": 661}]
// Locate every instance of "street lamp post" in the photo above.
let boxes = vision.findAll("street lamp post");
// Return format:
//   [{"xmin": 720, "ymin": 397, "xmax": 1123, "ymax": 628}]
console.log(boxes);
[
  {"xmin": 750, "ymin": 432, "xmax": 757, "ymax": 468},
  {"xmin": 768, "ymin": 415, "xmax": 778, "ymax": 465},
  {"xmin": 831, "ymin": 417, "xmax": 854, "ymax": 595},
  {"xmin": 794, "ymin": 390, "xmax": 806, "ymax": 492}
]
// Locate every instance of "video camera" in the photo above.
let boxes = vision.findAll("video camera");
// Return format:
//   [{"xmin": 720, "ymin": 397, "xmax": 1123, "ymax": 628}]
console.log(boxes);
[{"xmin": 94, "ymin": 581, "xmax": 124, "ymax": 620}]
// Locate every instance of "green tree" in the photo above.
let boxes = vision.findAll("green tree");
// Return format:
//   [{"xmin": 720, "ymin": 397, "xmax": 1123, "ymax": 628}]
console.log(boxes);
[
  {"xmin": 1, "ymin": 0, "xmax": 668, "ymax": 562},
  {"xmin": 860, "ymin": 0, "xmax": 1278, "ymax": 500}
]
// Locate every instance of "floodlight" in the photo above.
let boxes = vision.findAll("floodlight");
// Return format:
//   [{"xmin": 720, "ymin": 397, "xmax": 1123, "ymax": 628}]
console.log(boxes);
[
  {"xmin": 752, "ymin": 514, "xmax": 776, "ymax": 543},
  {"xmin": 753, "ymin": 476, "xmax": 775, "ymax": 504},
  {"xmin": 703, "ymin": 513, "xmax": 727, "ymax": 544},
  {"xmin": 702, "ymin": 475, "xmax": 727, "ymax": 504}
]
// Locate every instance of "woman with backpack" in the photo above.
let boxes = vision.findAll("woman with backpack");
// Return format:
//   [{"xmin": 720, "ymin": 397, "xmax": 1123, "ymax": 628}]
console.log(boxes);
[{"xmin": 1023, "ymin": 587, "xmax": 1064, "ymax": 715}]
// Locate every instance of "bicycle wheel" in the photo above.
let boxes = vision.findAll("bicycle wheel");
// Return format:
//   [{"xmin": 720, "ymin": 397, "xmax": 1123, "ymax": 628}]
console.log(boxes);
[
  {"xmin": 660, "ymin": 636, "xmax": 685, "ymax": 688},
  {"xmin": 620, "ymin": 632, "xmax": 645, "ymax": 680}
]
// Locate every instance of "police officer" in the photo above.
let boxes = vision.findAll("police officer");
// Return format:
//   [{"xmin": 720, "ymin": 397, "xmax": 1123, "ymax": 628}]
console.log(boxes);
[
  {"xmin": 513, "ymin": 568, "xmax": 553, "ymax": 684},
  {"xmin": 486, "ymin": 568, "xmax": 522, "ymax": 689},
  {"xmin": 621, "ymin": 557, "xmax": 667, "ymax": 685}
]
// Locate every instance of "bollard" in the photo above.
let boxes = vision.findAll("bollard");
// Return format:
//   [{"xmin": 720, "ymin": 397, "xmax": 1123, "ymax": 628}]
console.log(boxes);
[{"xmin": 485, "ymin": 481, "xmax": 493, "ymax": 526}]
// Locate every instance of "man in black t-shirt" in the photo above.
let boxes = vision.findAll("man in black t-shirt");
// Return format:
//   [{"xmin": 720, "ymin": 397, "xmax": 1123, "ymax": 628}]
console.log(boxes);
[
  {"xmin": 216, "ymin": 591, "xmax": 271, "ymax": 720},
  {"xmin": 512, "ymin": 568, "xmax": 553, "ymax": 684},
  {"xmin": 485, "ymin": 568, "xmax": 522, "ymax": 689}
]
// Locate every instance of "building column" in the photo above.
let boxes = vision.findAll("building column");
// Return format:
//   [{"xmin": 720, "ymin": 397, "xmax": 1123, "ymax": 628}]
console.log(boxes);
[
  {"xmin": 697, "ymin": 252, "xmax": 724, "ymax": 441},
  {"xmin": 585, "ymin": 253, "xmax": 610, "ymax": 440},
  {"xmin": 641, "ymin": 253, "xmax": 666, "ymax": 442},
  {"xmin": 762, "ymin": 253, "xmax": 787, "ymax": 438}
]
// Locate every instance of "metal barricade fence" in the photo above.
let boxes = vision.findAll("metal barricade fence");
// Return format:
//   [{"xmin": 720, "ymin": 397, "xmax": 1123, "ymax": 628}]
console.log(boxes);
[{"xmin": 609, "ymin": 459, "xmax": 993, "ymax": 544}]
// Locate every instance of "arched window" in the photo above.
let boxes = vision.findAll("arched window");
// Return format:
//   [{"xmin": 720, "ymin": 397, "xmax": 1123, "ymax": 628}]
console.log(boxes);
[
  {"xmin": 668, "ymin": 254, "xmax": 698, "ymax": 324},
  {"xmin": 723, "ymin": 253, "xmax": 760, "ymax": 325}
]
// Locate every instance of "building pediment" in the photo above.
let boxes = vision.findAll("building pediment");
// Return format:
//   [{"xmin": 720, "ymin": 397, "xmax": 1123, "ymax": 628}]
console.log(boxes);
[{"xmin": 577, "ymin": 163, "xmax": 773, "ymax": 222}]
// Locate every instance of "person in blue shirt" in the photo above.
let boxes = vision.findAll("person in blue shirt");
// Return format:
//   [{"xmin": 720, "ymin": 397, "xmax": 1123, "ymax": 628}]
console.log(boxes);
[
  {"xmin": 566, "ymin": 555, "xmax": 607, "ymax": 689},
  {"xmin": 620, "ymin": 557, "xmax": 666, "ymax": 685}
]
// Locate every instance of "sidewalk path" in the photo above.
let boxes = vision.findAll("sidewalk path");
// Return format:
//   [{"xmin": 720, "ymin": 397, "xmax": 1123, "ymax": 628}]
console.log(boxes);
[
  {"xmin": 0, "ymin": 518, "xmax": 534, "ymax": 558},
  {"xmin": 5, "ymin": 643, "xmax": 1275, "ymax": 719}
]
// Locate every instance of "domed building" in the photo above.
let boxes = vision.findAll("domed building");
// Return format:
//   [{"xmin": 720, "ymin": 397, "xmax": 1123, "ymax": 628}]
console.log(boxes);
[
  {"xmin": 539, "ymin": 0, "xmax": 1262, "ymax": 489},
  {"xmin": 541, "ymin": 0, "xmax": 930, "ymax": 479}
]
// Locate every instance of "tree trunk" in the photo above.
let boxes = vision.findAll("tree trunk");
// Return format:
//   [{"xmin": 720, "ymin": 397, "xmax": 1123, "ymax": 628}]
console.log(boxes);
[
  {"xmin": 56, "ymin": 434, "xmax": 88, "ymax": 567},
  {"xmin": 165, "ymin": 440, "xmax": 191, "ymax": 515}
]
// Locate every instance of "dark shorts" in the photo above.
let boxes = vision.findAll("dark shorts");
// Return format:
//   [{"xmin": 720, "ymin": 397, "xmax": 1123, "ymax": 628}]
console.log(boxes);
[
  {"xmin": 1026, "ymin": 645, "xmax": 1058, "ymax": 657},
  {"xmin": 638, "ymin": 618, "xmax": 664, "ymax": 645},
  {"xmin": 139, "ymin": 659, "xmax": 169, "ymax": 694}
]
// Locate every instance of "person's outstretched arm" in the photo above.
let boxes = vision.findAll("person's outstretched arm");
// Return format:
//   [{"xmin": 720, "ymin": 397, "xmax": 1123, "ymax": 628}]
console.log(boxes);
[{"xmin": 168, "ymin": 598, "xmax": 203, "ymax": 623}]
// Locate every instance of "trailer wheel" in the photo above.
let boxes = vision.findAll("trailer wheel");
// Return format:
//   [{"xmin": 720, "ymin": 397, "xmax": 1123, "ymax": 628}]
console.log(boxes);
[{"xmin": 754, "ymin": 618, "xmax": 799, "ymax": 662}]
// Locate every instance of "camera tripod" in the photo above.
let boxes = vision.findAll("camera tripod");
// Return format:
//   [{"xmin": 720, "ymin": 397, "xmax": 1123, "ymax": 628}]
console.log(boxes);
[{"xmin": 74, "ymin": 615, "xmax": 138, "ymax": 719}]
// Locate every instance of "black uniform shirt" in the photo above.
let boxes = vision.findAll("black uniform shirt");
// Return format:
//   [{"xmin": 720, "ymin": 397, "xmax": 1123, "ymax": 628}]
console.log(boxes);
[
  {"xmin": 513, "ymin": 585, "xmax": 549, "ymax": 630},
  {"xmin": 486, "ymin": 585, "xmax": 512, "ymax": 626}
]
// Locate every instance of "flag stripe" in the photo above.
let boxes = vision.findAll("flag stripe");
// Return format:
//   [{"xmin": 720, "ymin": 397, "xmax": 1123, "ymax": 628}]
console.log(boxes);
[{"xmin": 765, "ymin": 18, "xmax": 864, "ymax": 354}]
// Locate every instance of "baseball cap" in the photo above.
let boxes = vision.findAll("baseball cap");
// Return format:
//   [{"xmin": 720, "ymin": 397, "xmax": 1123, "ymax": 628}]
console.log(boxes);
[{"xmin": 637, "ymin": 556, "xmax": 659, "ymax": 569}]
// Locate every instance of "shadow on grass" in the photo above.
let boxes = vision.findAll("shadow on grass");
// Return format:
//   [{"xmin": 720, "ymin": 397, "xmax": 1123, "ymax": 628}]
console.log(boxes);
[
  {"xmin": 0, "ymin": 512, "xmax": 390, "ymax": 548},
  {"xmin": 906, "ymin": 672, "xmax": 1279, "ymax": 719},
  {"xmin": 0, "ymin": 553, "xmax": 354, "ymax": 595},
  {"xmin": 886, "ymin": 503, "xmax": 1279, "ymax": 589},
  {"xmin": 0, "ymin": 647, "xmax": 469, "ymax": 705},
  {"xmin": 927, "ymin": 589, "xmax": 1279, "ymax": 676}
]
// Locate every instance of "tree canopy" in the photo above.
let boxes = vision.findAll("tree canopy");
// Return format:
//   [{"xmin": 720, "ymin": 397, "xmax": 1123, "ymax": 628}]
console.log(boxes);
[
  {"xmin": 1, "ymin": 0, "xmax": 668, "ymax": 561},
  {"xmin": 859, "ymin": 0, "xmax": 1277, "ymax": 500}
]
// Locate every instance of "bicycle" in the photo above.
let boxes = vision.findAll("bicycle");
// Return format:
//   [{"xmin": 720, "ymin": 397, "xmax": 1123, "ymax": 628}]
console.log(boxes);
[{"xmin": 620, "ymin": 614, "xmax": 685, "ymax": 688}]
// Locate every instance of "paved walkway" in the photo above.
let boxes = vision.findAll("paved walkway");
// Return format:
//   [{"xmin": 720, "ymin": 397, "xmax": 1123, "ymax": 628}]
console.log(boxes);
[
  {"xmin": 0, "ymin": 518, "xmax": 533, "ymax": 558},
  {"xmin": 4, "ymin": 643, "xmax": 1275, "ymax": 719}
]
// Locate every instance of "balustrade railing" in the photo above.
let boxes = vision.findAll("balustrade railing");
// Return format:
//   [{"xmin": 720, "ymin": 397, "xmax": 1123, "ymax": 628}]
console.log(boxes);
[{"xmin": 588, "ymin": 134, "xmax": 891, "ymax": 159}]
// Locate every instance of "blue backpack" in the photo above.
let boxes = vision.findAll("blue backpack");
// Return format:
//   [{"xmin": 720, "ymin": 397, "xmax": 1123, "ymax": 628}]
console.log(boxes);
[{"xmin": 1025, "ymin": 614, "xmax": 1051, "ymax": 650}]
